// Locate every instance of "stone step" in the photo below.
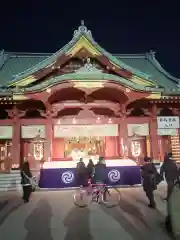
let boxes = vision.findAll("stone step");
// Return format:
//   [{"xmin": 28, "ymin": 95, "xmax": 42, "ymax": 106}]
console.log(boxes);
[{"xmin": 0, "ymin": 171, "xmax": 22, "ymax": 192}]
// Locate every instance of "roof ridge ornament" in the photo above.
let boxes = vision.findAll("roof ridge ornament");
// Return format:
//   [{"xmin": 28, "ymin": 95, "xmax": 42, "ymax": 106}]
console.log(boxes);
[
  {"xmin": 73, "ymin": 20, "xmax": 92, "ymax": 38},
  {"xmin": 75, "ymin": 58, "xmax": 102, "ymax": 74},
  {"xmin": 150, "ymin": 50, "xmax": 156, "ymax": 55}
]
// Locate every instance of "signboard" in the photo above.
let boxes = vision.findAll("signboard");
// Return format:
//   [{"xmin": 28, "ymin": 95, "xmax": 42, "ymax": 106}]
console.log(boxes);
[
  {"xmin": 157, "ymin": 129, "xmax": 178, "ymax": 136},
  {"xmin": 21, "ymin": 125, "xmax": 46, "ymax": 139},
  {"xmin": 157, "ymin": 117, "xmax": 179, "ymax": 129},
  {"xmin": 54, "ymin": 124, "xmax": 118, "ymax": 138},
  {"xmin": 128, "ymin": 124, "xmax": 149, "ymax": 136},
  {"xmin": 0, "ymin": 126, "xmax": 13, "ymax": 139}
]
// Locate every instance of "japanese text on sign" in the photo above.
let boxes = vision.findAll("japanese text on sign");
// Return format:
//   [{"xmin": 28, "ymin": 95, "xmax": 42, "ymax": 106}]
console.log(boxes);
[{"xmin": 157, "ymin": 117, "xmax": 180, "ymax": 129}]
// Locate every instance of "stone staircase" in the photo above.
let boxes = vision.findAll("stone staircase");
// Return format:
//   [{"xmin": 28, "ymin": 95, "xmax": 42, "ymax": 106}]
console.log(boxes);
[{"xmin": 0, "ymin": 171, "xmax": 21, "ymax": 192}]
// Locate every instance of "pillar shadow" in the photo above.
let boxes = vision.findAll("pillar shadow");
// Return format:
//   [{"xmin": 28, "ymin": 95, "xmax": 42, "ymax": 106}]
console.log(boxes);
[
  {"xmin": 159, "ymin": 221, "xmax": 175, "ymax": 240},
  {"xmin": 24, "ymin": 199, "xmax": 53, "ymax": 240},
  {"xmin": 100, "ymin": 196, "xmax": 151, "ymax": 240},
  {"xmin": 0, "ymin": 200, "xmax": 8, "ymax": 212},
  {"xmin": 64, "ymin": 206, "xmax": 93, "ymax": 240},
  {"xmin": 0, "ymin": 197, "xmax": 22, "ymax": 226}
]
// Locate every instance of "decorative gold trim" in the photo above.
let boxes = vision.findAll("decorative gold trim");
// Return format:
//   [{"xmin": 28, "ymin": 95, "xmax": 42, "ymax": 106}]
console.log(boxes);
[
  {"xmin": 66, "ymin": 36, "xmax": 101, "ymax": 56},
  {"xmin": 109, "ymin": 61, "xmax": 121, "ymax": 69},
  {"xmin": 146, "ymin": 93, "xmax": 161, "ymax": 99},
  {"xmin": 13, "ymin": 95, "xmax": 28, "ymax": 100},
  {"xmin": 8, "ymin": 75, "xmax": 37, "ymax": 87},
  {"xmin": 73, "ymin": 81, "xmax": 104, "ymax": 89},
  {"xmin": 131, "ymin": 76, "xmax": 155, "ymax": 86}
]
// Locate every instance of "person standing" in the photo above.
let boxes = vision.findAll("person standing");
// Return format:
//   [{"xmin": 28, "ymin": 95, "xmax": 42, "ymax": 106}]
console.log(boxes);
[
  {"xmin": 86, "ymin": 159, "xmax": 95, "ymax": 180},
  {"xmin": 141, "ymin": 157, "xmax": 157, "ymax": 208},
  {"xmin": 21, "ymin": 160, "xmax": 33, "ymax": 203},
  {"xmin": 160, "ymin": 152, "xmax": 178, "ymax": 200},
  {"xmin": 94, "ymin": 156, "xmax": 107, "ymax": 183},
  {"xmin": 94, "ymin": 156, "xmax": 107, "ymax": 202},
  {"xmin": 75, "ymin": 158, "xmax": 87, "ymax": 187}
]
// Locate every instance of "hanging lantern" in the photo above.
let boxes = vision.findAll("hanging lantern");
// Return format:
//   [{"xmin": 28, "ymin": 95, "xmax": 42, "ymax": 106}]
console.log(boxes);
[
  {"xmin": 33, "ymin": 142, "xmax": 43, "ymax": 161},
  {"xmin": 31, "ymin": 132, "xmax": 46, "ymax": 161},
  {"xmin": 131, "ymin": 141, "xmax": 141, "ymax": 157}
]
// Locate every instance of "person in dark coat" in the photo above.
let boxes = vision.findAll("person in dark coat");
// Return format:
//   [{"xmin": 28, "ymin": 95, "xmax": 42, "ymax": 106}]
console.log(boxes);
[
  {"xmin": 86, "ymin": 159, "xmax": 95, "ymax": 180},
  {"xmin": 75, "ymin": 158, "xmax": 87, "ymax": 187},
  {"xmin": 94, "ymin": 156, "xmax": 107, "ymax": 183},
  {"xmin": 94, "ymin": 156, "xmax": 107, "ymax": 202},
  {"xmin": 159, "ymin": 153, "xmax": 179, "ymax": 234},
  {"xmin": 141, "ymin": 157, "xmax": 157, "ymax": 208},
  {"xmin": 160, "ymin": 152, "xmax": 178, "ymax": 200},
  {"xmin": 21, "ymin": 161, "xmax": 33, "ymax": 203}
]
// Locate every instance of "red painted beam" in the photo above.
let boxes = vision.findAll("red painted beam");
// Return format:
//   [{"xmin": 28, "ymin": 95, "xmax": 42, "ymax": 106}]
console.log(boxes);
[
  {"xmin": 32, "ymin": 54, "xmax": 71, "ymax": 81},
  {"xmin": 98, "ymin": 55, "xmax": 132, "ymax": 79}
]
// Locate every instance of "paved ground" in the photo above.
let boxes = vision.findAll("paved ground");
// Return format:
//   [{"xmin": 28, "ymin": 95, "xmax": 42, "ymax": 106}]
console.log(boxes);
[{"xmin": 0, "ymin": 184, "xmax": 174, "ymax": 240}]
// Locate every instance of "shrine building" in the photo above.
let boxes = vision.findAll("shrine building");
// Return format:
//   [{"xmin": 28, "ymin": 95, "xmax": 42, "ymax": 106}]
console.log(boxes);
[{"xmin": 0, "ymin": 21, "xmax": 180, "ymax": 187}]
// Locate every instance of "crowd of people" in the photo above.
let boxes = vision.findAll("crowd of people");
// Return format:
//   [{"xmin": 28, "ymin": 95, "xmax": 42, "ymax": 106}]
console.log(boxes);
[
  {"xmin": 20, "ymin": 156, "xmax": 107, "ymax": 203},
  {"xmin": 20, "ymin": 153, "xmax": 180, "ymax": 236},
  {"xmin": 141, "ymin": 152, "xmax": 180, "ymax": 234},
  {"xmin": 75, "ymin": 156, "xmax": 107, "ymax": 187}
]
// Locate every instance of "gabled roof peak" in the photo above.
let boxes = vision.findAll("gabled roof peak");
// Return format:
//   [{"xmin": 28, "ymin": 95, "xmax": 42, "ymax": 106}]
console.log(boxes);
[
  {"xmin": 73, "ymin": 20, "xmax": 92, "ymax": 39},
  {"xmin": 75, "ymin": 58, "xmax": 103, "ymax": 74}
]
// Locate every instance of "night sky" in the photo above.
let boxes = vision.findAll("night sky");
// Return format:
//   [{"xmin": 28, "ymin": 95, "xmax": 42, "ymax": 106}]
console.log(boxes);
[{"xmin": 0, "ymin": 1, "xmax": 179, "ymax": 77}]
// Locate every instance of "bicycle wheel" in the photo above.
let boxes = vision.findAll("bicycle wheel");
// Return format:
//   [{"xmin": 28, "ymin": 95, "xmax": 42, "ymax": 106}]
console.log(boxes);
[
  {"xmin": 102, "ymin": 188, "xmax": 121, "ymax": 208},
  {"xmin": 73, "ymin": 188, "xmax": 90, "ymax": 207}
]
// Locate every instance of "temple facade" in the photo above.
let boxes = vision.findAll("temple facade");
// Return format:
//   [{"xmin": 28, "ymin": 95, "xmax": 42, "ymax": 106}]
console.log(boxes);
[{"xmin": 0, "ymin": 21, "xmax": 180, "ymax": 172}]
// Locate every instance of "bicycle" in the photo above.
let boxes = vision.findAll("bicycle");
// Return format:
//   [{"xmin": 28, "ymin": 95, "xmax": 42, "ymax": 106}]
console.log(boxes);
[{"xmin": 73, "ymin": 179, "xmax": 121, "ymax": 208}]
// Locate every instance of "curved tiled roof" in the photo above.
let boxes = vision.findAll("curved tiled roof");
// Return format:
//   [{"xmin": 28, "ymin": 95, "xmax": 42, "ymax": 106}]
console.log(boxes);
[
  {"xmin": 7, "ymin": 22, "xmax": 153, "ymax": 84},
  {"xmin": 17, "ymin": 72, "xmax": 163, "ymax": 93},
  {"xmin": 0, "ymin": 51, "xmax": 179, "ymax": 91},
  {"xmin": 0, "ymin": 53, "xmax": 46, "ymax": 85},
  {"xmin": 116, "ymin": 52, "xmax": 179, "ymax": 89},
  {"xmin": 0, "ymin": 21, "xmax": 179, "ymax": 94}
]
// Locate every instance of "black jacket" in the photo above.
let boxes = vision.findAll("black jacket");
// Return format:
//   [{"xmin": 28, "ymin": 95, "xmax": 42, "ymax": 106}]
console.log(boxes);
[
  {"xmin": 87, "ymin": 162, "xmax": 94, "ymax": 177},
  {"xmin": 160, "ymin": 159, "xmax": 178, "ymax": 182},
  {"xmin": 21, "ymin": 162, "xmax": 32, "ymax": 185},
  {"xmin": 94, "ymin": 163, "xmax": 107, "ymax": 182},
  {"xmin": 141, "ymin": 163, "xmax": 157, "ymax": 191}
]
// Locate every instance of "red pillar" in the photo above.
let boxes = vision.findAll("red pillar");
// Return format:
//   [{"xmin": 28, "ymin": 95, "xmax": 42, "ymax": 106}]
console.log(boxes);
[
  {"xmin": 119, "ymin": 116, "xmax": 129, "ymax": 158},
  {"xmin": 149, "ymin": 105, "xmax": 159, "ymax": 160},
  {"xmin": 44, "ymin": 118, "xmax": 53, "ymax": 161},
  {"xmin": 11, "ymin": 121, "xmax": 21, "ymax": 169},
  {"xmin": 117, "ymin": 124, "xmax": 121, "ymax": 156}
]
